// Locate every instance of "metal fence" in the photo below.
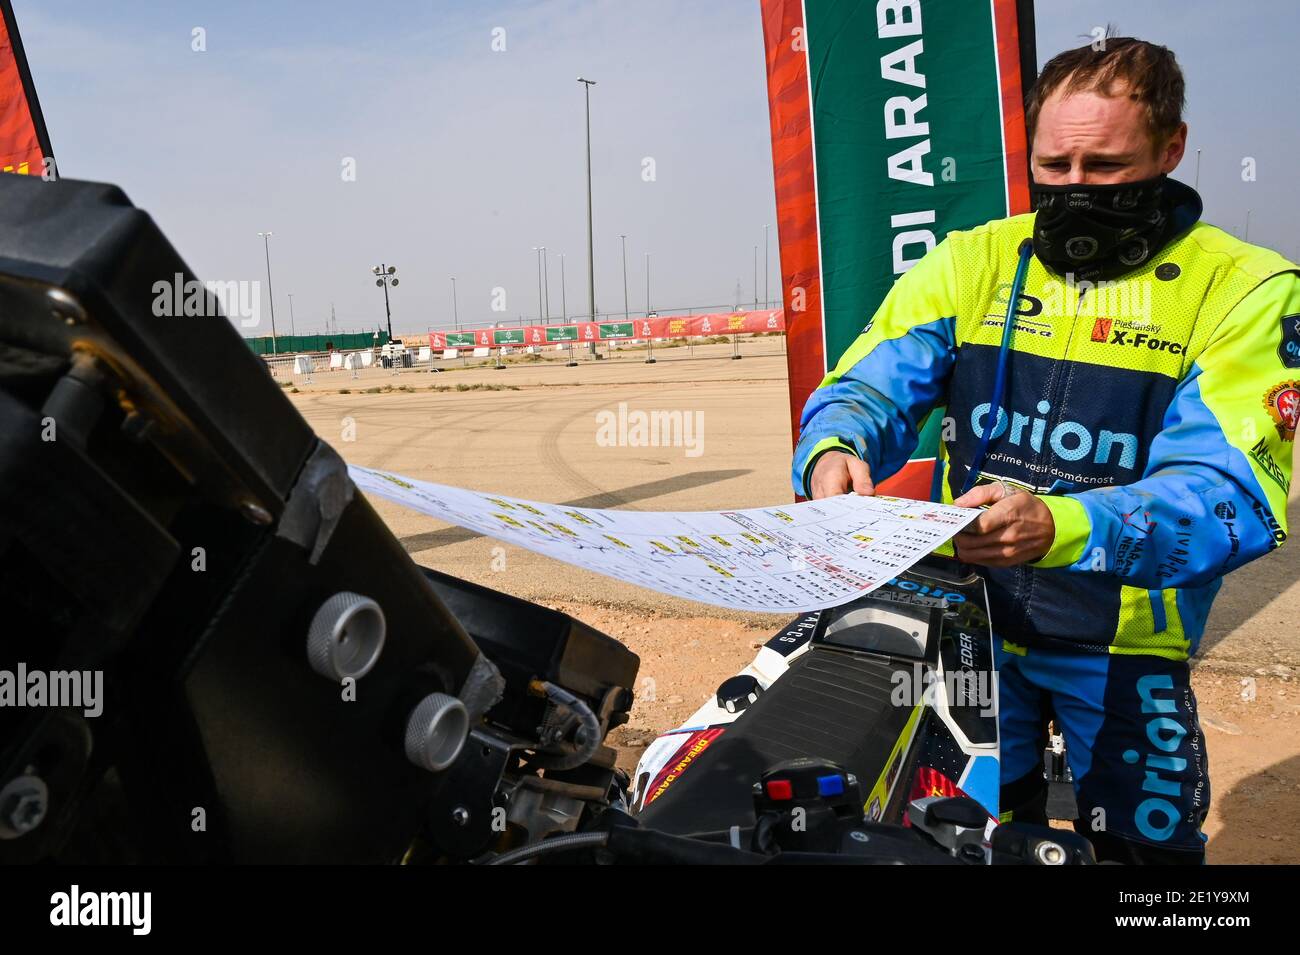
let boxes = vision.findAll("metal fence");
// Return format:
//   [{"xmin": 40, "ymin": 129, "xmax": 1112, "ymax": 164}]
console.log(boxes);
[{"xmin": 244, "ymin": 329, "xmax": 389, "ymax": 355}]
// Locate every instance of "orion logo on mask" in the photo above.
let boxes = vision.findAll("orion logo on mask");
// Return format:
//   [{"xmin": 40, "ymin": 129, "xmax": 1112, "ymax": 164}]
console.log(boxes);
[{"xmin": 970, "ymin": 399, "xmax": 1139, "ymax": 470}]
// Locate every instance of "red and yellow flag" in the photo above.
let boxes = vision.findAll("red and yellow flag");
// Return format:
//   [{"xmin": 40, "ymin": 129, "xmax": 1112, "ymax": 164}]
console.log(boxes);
[{"xmin": 1, "ymin": 0, "xmax": 52, "ymax": 177}]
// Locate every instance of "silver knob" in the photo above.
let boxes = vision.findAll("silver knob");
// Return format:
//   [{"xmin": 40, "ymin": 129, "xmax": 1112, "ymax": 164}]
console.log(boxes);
[
  {"xmin": 307, "ymin": 592, "xmax": 386, "ymax": 682},
  {"xmin": 0, "ymin": 775, "xmax": 49, "ymax": 840},
  {"xmin": 1035, "ymin": 841, "xmax": 1067, "ymax": 865},
  {"xmin": 404, "ymin": 693, "xmax": 469, "ymax": 772}
]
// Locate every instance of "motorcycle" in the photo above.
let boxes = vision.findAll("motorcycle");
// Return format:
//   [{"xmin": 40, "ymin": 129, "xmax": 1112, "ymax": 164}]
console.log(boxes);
[{"xmin": 0, "ymin": 174, "xmax": 1088, "ymax": 866}]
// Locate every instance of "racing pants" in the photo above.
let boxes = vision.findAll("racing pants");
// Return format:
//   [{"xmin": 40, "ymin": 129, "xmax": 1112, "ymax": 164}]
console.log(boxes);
[{"xmin": 995, "ymin": 642, "xmax": 1210, "ymax": 864}]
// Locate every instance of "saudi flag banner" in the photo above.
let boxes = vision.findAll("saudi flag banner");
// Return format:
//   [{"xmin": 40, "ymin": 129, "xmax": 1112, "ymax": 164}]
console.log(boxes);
[
  {"xmin": 762, "ymin": 0, "xmax": 1035, "ymax": 499},
  {"xmin": 598, "ymin": 323, "xmax": 635, "ymax": 340}
]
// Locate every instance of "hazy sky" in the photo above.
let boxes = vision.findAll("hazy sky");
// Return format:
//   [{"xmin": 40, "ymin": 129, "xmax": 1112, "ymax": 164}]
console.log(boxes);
[{"xmin": 13, "ymin": 1, "xmax": 1300, "ymax": 338}]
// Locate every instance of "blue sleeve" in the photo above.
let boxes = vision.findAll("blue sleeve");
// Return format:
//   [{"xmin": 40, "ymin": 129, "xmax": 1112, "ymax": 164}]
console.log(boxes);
[{"xmin": 791, "ymin": 238, "xmax": 958, "ymax": 497}]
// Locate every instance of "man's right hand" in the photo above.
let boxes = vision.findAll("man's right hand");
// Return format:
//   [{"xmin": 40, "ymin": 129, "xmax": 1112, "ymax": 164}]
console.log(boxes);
[{"xmin": 809, "ymin": 450, "xmax": 875, "ymax": 499}]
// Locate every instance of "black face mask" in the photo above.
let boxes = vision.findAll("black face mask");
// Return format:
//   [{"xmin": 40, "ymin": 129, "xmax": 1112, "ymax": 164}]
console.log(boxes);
[{"xmin": 1030, "ymin": 174, "xmax": 1174, "ymax": 281}]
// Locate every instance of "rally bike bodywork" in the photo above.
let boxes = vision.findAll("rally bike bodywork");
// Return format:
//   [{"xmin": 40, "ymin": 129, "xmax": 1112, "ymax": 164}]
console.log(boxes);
[{"xmin": 630, "ymin": 562, "xmax": 1002, "ymax": 834}]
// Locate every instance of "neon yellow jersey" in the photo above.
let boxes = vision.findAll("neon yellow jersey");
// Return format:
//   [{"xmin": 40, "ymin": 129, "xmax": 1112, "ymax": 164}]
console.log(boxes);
[{"xmin": 793, "ymin": 181, "xmax": 1298, "ymax": 659}]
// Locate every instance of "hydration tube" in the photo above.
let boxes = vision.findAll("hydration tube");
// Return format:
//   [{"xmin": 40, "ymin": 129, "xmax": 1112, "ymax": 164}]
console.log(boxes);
[{"xmin": 959, "ymin": 238, "xmax": 1034, "ymax": 496}]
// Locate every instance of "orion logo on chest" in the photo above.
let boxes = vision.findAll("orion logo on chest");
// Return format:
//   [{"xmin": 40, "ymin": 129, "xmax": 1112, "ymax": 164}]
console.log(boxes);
[{"xmin": 970, "ymin": 399, "xmax": 1139, "ymax": 470}]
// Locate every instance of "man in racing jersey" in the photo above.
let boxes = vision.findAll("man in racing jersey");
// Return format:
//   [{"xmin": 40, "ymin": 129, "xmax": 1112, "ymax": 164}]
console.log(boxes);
[{"xmin": 793, "ymin": 37, "xmax": 1298, "ymax": 863}]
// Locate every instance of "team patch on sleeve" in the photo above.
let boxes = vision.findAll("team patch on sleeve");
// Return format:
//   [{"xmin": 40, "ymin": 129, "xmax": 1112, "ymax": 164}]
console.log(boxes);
[
  {"xmin": 1279, "ymin": 314, "xmax": 1300, "ymax": 368},
  {"xmin": 1262, "ymin": 380, "xmax": 1300, "ymax": 441}
]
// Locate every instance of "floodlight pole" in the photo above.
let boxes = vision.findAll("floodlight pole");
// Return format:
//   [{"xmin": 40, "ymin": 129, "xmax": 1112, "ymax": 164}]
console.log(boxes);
[
  {"xmin": 579, "ymin": 77, "xmax": 597, "ymax": 349},
  {"xmin": 257, "ymin": 231, "xmax": 277, "ymax": 355},
  {"xmin": 372, "ymin": 263, "xmax": 396, "ymax": 342}
]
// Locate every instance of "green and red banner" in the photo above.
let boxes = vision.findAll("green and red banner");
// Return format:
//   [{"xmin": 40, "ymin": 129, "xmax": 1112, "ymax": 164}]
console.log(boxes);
[
  {"xmin": 429, "ymin": 308, "xmax": 785, "ymax": 350},
  {"xmin": 1, "ymin": 1, "xmax": 52, "ymax": 177},
  {"xmin": 761, "ymin": 0, "xmax": 1035, "ymax": 498}
]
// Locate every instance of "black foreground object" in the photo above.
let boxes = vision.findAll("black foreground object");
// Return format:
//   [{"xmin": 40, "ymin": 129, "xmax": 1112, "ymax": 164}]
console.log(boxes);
[
  {"xmin": 0, "ymin": 175, "xmax": 634, "ymax": 863},
  {"xmin": 0, "ymin": 174, "xmax": 1088, "ymax": 866}
]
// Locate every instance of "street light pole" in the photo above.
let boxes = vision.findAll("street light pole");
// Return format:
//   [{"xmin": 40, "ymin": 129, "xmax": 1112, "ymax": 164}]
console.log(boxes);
[
  {"xmin": 619, "ymin": 234, "xmax": 629, "ymax": 322},
  {"xmin": 764, "ymin": 223, "xmax": 770, "ymax": 309},
  {"xmin": 451, "ymin": 276, "xmax": 458, "ymax": 329},
  {"xmin": 560, "ymin": 252, "xmax": 567, "ymax": 322},
  {"xmin": 257, "ymin": 231, "xmax": 278, "ymax": 355},
  {"xmin": 287, "ymin": 292, "xmax": 296, "ymax": 340},
  {"xmin": 531, "ymin": 246, "xmax": 543, "ymax": 324},
  {"xmin": 578, "ymin": 77, "xmax": 597, "ymax": 333},
  {"xmin": 542, "ymin": 246, "xmax": 551, "ymax": 323}
]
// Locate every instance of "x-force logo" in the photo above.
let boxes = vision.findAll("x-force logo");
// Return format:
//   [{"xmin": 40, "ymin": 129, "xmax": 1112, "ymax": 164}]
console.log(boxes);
[
  {"xmin": 1092, "ymin": 317, "xmax": 1112, "ymax": 342},
  {"xmin": 1105, "ymin": 329, "xmax": 1184, "ymax": 354}
]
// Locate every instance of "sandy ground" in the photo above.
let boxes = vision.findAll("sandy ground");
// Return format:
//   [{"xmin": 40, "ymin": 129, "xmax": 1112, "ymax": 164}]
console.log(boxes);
[{"xmin": 285, "ymin": 337, "xmax": 1300, "ymax": 862}]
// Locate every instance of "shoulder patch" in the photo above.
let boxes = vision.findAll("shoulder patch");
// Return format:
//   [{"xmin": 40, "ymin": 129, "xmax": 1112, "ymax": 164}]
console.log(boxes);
[
  {"xmin": 1263, "ymin": 380, "xmax": 1300, "ymax": 441},
  {"xmin": 1279, "ymin": 313, "xmax": 1300, "ymax": 368}
]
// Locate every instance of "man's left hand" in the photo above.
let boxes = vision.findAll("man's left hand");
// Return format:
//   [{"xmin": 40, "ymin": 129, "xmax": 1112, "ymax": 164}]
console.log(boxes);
[{"xmin": 951, "ymin": 482, "xmax": 1055, "ymax": 567}]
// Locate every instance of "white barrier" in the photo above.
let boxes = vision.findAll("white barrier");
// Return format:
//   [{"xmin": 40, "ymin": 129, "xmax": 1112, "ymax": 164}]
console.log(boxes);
[
  {"xmin": 360, "ymin": 351, "xmax": 374, "ymax": 367},
  {"xmin": 417, "ymin": 346, "xmax": 432, "ymax": 362},
  {"xmin": 293, "ymin": 356, "xmax": 313, "ymax": 374},
  {"xmin": 328, "ymin": 352, "xmax": 344, "ymax": 369},
  {"xmin": 442, "ymin": 348, "xmax": 459, "ymax": 360},
  {"xmin": 344, "ymin": 353, "xmax": 361, "ymax": 370},
  {"xmin": 265, "ymin": 356, "xmax": 292, "ymax": 377},
  {"xmin": 472, "ymin": 347, "xmax": 491, "ymax": 358}
]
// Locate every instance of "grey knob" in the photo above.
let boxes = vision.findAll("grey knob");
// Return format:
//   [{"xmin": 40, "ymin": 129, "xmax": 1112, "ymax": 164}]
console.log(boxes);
[
  {"xmin": 404, "ymin": 693, "xmax": 469, "ymax": 772},
  {"xmin": 0, "ymin": 775, "xmax": 49, "ymax": 840},
  {"xmin": 1035, "ymin": 841, "xmax": 1067, "ymax": 865},
  {"xmin": 307, "ymin": 592, "xmax": 386, "ymax": 682}
]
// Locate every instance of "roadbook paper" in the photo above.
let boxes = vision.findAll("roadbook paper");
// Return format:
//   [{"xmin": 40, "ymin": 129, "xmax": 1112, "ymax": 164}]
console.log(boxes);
[{"xmin": 349, "ymin": 465, "xmax": 980, "ymax": 614}]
